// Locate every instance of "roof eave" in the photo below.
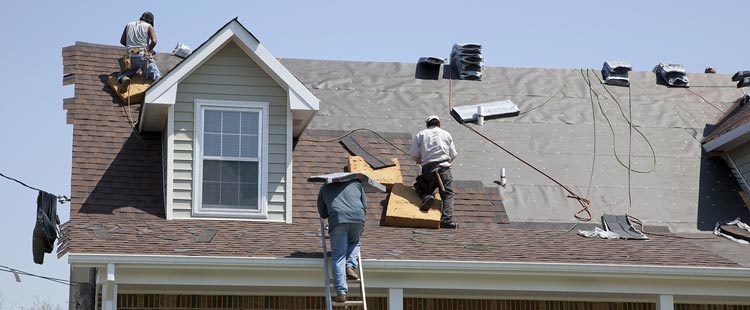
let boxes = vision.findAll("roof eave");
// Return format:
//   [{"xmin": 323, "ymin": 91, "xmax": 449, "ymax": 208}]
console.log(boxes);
[{"xmin": 703, "ymin": 122, "xmax": 750, "ymax": 152}]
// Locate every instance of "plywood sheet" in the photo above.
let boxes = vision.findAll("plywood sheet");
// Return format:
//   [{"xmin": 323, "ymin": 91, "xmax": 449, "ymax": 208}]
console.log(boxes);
[
  {"xmin": 348, "ymin": 156, "xmax": 403, "ymax": 188},
  {"xmin": 107, "ymin": 74, "xmax": 152, "ymax": 105},
  {"xmin": 385, "ymin": 183, "xmax": 441, "ymax": 229}
]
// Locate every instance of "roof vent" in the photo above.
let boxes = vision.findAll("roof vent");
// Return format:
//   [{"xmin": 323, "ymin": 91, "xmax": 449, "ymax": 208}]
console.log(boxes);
[
  {"xmin": 418, "ymin": 57, "xmax": 446, "ymax": 66},
  {"xmin": 653, "ymin": 63, "xmax": 689, "ymax": 87},
  {"xmin": 732, "ymin": 71, "xmax": 750, "ymax": 88},
  {"xmin": 705, "ymin": 67, "xmax": 717, "ymax": 74},
  {"xmin": 740, "ymin": 93, "xmax": 750, "ymax": 107},
  {"xmin": 451, "ymin": 43, "xmax": 484, "ymax": 81},
  {"xmin": 602, "ymin": 61, "xmax": 632, "ymax": 87}
]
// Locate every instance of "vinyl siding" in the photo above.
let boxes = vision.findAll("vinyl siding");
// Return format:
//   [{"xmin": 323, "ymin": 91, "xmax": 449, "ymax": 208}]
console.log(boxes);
[
  {"xmin": 171, "ymin": 41, "xmax": 288, "ymax": 221},
  {"xmin": 728, "ymin": 143, "xmax": 750, "ymax": 194}
]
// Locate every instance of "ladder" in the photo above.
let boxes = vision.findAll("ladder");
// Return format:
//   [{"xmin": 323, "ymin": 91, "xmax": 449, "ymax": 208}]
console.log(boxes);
[{"xmin": 320, "ymin": 219, "xmax": 368, "ymax": 310}]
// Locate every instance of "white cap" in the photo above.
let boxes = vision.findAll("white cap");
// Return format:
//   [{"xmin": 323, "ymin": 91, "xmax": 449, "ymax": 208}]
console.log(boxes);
[{"xmin": 426, "ymin": 115, "xmax": 440, "ymax": 122}]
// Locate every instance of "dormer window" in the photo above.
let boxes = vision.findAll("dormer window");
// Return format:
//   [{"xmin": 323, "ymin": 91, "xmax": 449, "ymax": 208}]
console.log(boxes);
[{"xmin": 193, "ymin": 99, "xmax": 268, "ymax": 218}]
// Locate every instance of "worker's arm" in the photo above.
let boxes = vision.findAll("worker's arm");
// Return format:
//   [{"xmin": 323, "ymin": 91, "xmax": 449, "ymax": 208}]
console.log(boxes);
[
  {"xmin": 448, "ymin": 137, "xmax": 458, "ymax": 162},
  {"xmin": 359, "ymin": 182, "xmax": 367, "ymax": 212},
  {"xmin": 148, "ymin": 25, "xmax": 157, "ymax": 52},
  {"xmin": 409, "ymin": 134, "xmax": 421, "ymax": 164},
  {"xmin": 317, "ymin": 188, "xmax": 328, "ymax": 219},
  {"xmin": 120, "ymin": 26, "xmax": 128, "ymax": 47}
]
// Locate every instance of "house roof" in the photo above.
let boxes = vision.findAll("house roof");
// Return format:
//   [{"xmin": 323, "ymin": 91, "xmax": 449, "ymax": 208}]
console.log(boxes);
[{"xmin": 60, "ymin": 41, "xmax": 750, "ymax": 269}]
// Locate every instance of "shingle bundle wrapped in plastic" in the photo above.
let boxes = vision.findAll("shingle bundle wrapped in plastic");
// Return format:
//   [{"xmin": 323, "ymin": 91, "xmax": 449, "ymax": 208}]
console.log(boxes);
[{"xmin": 451, "ymin": 43, "xmax": 483, "ymax": 81}]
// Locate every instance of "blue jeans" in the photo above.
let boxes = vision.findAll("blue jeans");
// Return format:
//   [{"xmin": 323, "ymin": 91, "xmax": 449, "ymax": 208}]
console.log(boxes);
[
  {"xmin": 329, "ymin": 223, "xmax": 363, "ymax": 295},
  {"xmin": 117, "ymin": 54, "xmax": 160, "ymax": 82}
]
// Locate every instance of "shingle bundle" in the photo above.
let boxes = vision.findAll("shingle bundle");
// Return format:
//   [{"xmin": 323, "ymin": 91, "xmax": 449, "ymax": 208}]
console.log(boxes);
[
  {"xmin": 602, "ymin": 61, "xmax": 632, "ymax": 87},
  {"xmin": 451, "ymin": 43, "xmax": 483, "ymax": 81},
  {"xmin": 653, "ymin": 63, "xmax": 689, "ymax": 87}
]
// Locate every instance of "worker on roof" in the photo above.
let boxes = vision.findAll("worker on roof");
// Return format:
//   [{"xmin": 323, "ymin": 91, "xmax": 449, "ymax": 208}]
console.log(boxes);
[
  {"xmin": 410, "ymin": 115, "xmax": 459, "ymax": 229},
  {"xmin": 317, "ymin": 178, "xmax": 366, "ymax": 303},
  {"xmin": 116, "ymin": 11, "xmax": 161, "ymax": 93}
]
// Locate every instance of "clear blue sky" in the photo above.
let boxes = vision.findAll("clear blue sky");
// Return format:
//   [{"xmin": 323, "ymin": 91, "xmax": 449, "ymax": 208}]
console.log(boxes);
[{"xmin": 1, "ymin": 1, "xmax": 748, "ymax": 308}]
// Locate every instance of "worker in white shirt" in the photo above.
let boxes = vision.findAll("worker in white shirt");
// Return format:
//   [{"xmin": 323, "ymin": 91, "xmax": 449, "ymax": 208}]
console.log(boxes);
[{"xmin": 409, "ymin": 115, "xmax": 459, "ymax": 229}]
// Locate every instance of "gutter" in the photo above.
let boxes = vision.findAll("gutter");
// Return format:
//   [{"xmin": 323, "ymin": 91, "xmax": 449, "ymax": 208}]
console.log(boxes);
[{"xmin": 69, "ymin": 253, "xmax": 750, "ymax": 280}]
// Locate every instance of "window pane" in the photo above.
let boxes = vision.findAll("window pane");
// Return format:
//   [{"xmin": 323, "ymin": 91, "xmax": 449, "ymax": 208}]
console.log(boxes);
[
  {"xmin": 220, "ymin": 183, "xmax": 239, "ymax": 206},
  {"xmin": 202, "ymin": 182, "xmax": 220, "ymax": 205},
  {"xmin": 204, "ymin": 133, "xmax": 221, "ymax": 156},
  {"xmin": 222, "ymin": 111, "xmax": 241, "ymax": 134},
  {"xmin": 202, "ymin": 160, "xmax": 220, "ymax": 181},
  {"xmin": 240, "ymin": 135, "xmax": 259, "ymax": 158},
  {"xmin": 240, "ymin": 183, "xmax": 258, "ymax": 208},
  {"xmin": 239, "ymin": 162, "xmax": 258, "ymax": 183},
  {"xmin": 241, "ymin": 112, "xmax": 259, "ymax": 135},
  {"xmin": 221, "ymin": 161, "xmax": 239, "ymax": 183},
  {"xmin": 204, "ymin": 110, "xmax": 222, "ymax": 133},
  {"xmin": 222, "ymin": 135, "xmax": 240, "ymax": 157}
]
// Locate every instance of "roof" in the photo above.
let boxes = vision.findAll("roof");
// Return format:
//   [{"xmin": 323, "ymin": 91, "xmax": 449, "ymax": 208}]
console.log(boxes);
[{"xmin": 60, "ymin": 41, "xmax": 750, "ymax": 269}]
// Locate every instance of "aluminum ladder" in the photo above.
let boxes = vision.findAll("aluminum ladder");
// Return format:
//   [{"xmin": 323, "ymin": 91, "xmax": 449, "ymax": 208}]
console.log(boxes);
[{"xmin": 320, "ymin": 219, "xmax": 368, "ymax": 310}]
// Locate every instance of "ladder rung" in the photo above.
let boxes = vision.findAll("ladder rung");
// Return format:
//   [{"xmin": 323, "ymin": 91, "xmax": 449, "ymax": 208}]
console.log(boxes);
[
  {"xmin": 329, "ymin": 278, "xmax": 361, "ymax": 285},
  {"xmin": 332, "ymin": 300, "xmax": 365, "ymax": 307}
]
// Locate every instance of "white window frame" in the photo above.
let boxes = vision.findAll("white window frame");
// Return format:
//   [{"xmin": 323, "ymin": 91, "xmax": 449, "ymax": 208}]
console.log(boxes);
[{"xmin": 193, "ymin": 99, "xmax": 269, "ymax": 218}]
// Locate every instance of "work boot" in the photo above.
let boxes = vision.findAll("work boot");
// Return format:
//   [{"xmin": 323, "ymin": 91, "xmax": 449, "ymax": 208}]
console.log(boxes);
[
  {"xmin": 334, "ymin": 293, "xmax": 346, "ymax": 303},
  {"xmin": 346, "ymin": 267, "xmax": 359, "ymax": 280},
  {"xmin": 440, "ymin": 222, "xmax": 459, "ymax": 229},
  {"xmin": 119, "ymin": 77, "xmax": 131, "ymax": 93},
  {"xmin": 420, "ymin": 195, "xmax": 435, "ymax": 211}
]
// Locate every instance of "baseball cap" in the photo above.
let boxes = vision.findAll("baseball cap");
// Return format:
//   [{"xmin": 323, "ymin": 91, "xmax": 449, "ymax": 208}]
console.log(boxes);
[{"xmin": 426, "ymin": 115, "xmax": 440, "ymax": 122}]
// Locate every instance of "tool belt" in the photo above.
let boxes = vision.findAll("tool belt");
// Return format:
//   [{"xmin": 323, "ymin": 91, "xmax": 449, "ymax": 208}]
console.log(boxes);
[
  {"xmin": 421, "ymin": 160, "xmax": 449, "ymax": 174},
  {"xmin": 128, "ymin": 47, "xmax": 147, "ymax": 55}
]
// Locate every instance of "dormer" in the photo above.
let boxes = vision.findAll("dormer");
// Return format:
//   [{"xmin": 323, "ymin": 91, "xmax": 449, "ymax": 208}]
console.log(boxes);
[{"xmin": 139, "ymin": 19, "xmax": 319, "ymax": 222}]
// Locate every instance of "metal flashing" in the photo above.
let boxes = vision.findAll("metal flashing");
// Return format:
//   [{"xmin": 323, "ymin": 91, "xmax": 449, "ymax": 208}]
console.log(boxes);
[{"xmin": 450, "ymin": 100, "xmax": 520, "ymax": 123}]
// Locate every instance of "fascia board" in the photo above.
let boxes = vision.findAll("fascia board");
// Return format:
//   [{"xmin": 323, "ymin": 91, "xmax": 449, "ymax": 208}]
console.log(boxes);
[
  {"xmin": 69, "ymin": 254, "xmax": 750, "ymax": 279},
  {"xmin": 704, "ymin": 123, "xmax": 750, "ymax": 152}
]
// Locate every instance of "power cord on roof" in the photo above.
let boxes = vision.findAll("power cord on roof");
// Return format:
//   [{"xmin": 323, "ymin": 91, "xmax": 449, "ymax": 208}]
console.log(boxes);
[
  {"xmin": 447, "ymin": 65, "xmax": 592, "ymax": 221},
  {"xmin": 122, "ymin": 88, "xmax": 148, "ymax": 147},
  {"xmin": 684, "ymin": 88, "xmax": 726, "ymax": 113},
  {"xmin": 0, "ymin": 172, "xmax": 69, "ymax": 204},
  {"xmin": 517, "ymin": 79, "xmax": 571, "ymax": 115},
  {"xmin": 300, "ymin": 128, "xmax": 411, "ymax": 155},
  {"xmin": 583, "ymin": 69, "xmax": 657, "ymax": 174}
]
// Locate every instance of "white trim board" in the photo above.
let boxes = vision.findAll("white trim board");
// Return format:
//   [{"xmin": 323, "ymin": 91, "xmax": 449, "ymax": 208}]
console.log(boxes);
[{"xmin": 69, "ymin": 254, "xmax": 750, "ymax": 303}]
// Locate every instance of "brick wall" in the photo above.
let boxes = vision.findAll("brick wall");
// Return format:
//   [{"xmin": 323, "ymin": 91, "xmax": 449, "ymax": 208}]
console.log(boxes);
[{"xmin": 116, "ymin": 294, "xmax": 750, "ymax": 310}]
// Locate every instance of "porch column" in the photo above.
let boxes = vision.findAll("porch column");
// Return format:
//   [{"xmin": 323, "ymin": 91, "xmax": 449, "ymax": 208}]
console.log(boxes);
[
  {"xmin": 101, "ymin": 263, "xmax": 117, "ymax": 310},
  {"xmin": 656, "ymin": 294, "xmax": 674, "ymax": 310},
  {"xmin": 388, "ymin": 288, "xmax": 403, "ymax": 310}
]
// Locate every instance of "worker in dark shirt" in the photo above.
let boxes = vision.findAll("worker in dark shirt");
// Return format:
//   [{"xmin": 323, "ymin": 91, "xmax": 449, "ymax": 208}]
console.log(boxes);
[{"xmin": 317, "ymin": 179, "xmax": 367, "ymax": 303}]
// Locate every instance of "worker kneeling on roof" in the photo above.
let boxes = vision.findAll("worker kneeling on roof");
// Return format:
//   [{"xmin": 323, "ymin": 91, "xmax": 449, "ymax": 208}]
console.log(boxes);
[
  {"xmin": 410, "ymin": 115, "xmax": 459, "ymax": 229},
  {"xmin": 116, "ymin": 11, "xmax": 161, "ymax": 93}
]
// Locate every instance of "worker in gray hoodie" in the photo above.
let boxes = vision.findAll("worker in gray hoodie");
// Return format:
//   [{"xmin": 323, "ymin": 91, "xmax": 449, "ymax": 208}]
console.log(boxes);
[{"xmin": 317, "ymin": 179, "xmax": 367, "ymax": 303}]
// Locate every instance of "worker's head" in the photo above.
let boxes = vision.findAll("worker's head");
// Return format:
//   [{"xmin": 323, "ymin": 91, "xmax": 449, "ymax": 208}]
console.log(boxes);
[
  {"xmin": 426, "ymin": 115, "xmax": 440, "ymax": 128},
  {"xmin": 140, "ymin": 11, "xmax": 155, "ymax": 26}
]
